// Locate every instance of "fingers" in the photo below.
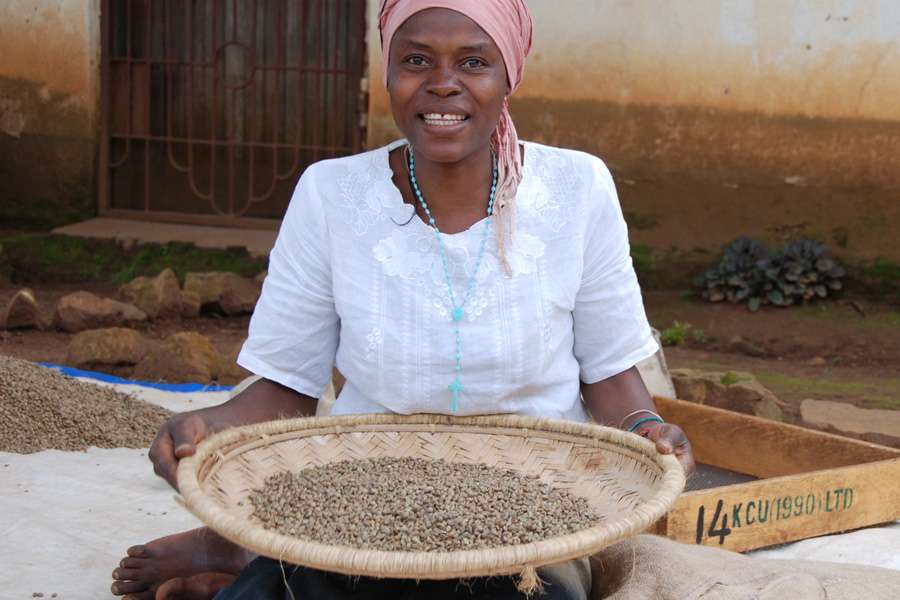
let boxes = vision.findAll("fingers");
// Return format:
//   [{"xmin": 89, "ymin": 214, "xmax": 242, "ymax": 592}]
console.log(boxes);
[
  {"xmin": 171, "ymin": 413, "xmax": 208, "ymax": 459},
  {"xmin": 646, "ymin": 423, "xmax": 697, "ymax": 476},
  {"xmin": 148, "ymin": 413, "xmax": 209, "ymax": 490},
  {"xmin": 148, "ymin": 426, "xmax": 178, "ymax": 489}
]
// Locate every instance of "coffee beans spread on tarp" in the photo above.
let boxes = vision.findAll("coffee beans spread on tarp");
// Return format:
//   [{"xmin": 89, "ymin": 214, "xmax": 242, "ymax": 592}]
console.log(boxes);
[
  {"xmin": 250, "ymin": 456, "xmax": 600, "ymax": 552},
  {"xmin": 0, "ymin": 355, "xmax": 171, "ymax": 453}
]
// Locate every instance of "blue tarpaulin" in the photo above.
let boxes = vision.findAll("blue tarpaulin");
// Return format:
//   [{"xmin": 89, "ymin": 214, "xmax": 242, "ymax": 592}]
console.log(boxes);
[{"xmin": 38, "ymin": 362, "xmax": 234, "ymax": 393}]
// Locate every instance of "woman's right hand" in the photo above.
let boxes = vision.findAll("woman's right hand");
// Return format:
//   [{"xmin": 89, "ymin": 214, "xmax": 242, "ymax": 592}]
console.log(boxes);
[
  {"xmin": 148, "ymin": 409, "xmax": 219, "ymax": 490},
  {"xmin": 147, "ymin": 377, "xmax": 317, "ymax": 490}
]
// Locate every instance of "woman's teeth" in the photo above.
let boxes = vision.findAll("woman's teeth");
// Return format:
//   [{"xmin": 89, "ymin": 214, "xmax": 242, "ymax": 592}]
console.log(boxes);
[{"xmin": 422, "ymin": 113, "xmax": 467, "ymax": 126}]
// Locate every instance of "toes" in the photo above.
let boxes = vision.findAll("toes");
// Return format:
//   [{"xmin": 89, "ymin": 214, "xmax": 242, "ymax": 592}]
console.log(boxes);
[
  {"xmin": 121, "ymin": 557, "xmax": 146, "ymax": 569},
  {"xmin": 111, "ymin": 579, "xmax": 151, "ymax": 596},
  {"xmin": 127, "ymin": 544, "xmax": 149, "ymax": 558},
  {"xmin": 113, "ymin": 567, "xmax": 141, "ymax": 581}
]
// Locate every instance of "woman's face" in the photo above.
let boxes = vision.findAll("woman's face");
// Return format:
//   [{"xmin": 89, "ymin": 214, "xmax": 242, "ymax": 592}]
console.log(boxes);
[{"xmin": 387, "ymin": 8, "xmax": 509, "ymax": 164}]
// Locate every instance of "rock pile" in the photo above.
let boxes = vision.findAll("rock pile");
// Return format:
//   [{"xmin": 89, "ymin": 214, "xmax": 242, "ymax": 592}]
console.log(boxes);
[
  {"xmin": 133, "ymin": 331, "xmax": 248, "ymax": 385},
  {"xmin": 0, "ymin": 355, "xmax": 171, "ymax": 453},
  {"xmin": 671, "ymin": 368, "xmax": 786, "ymax": 420},
  {"xmin": 117, "ymin": 268, "xmax": 183, "ymax": 319},
  {"xmin": 184, "ymin": 272, "xmax": 260, "ymax": 316},
  {"xmin": 66, "ymin": 328, "xmax": 152, "ymax": 368},
  {"xmin": 2, "ymin": 288, "xmax": 42, "ymax": 330},
  {"xmin": 53, "ymin": 291, "xmax": 147, "ymax": 333}
]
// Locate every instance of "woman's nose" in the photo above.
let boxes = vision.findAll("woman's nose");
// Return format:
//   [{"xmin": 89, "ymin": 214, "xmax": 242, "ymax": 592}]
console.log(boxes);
[{"xmin": 425, "ymin": 65, "xmax": 462, "ymax": 97}]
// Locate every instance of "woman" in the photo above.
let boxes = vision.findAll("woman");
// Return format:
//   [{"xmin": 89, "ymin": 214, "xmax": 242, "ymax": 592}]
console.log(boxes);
[{"xmin": 112, "ymin": 2, "xmax": 694, "ymax": 599}]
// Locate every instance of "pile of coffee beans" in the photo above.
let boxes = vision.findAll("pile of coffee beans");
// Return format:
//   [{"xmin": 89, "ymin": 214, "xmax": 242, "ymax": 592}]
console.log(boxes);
[
  {"xmin": 0, "ymin": 355, "xmax": 170, "ymax": 453},
  {"xmin": 250, "ymin": 456, "xmax": 600, "ymax": 551}
]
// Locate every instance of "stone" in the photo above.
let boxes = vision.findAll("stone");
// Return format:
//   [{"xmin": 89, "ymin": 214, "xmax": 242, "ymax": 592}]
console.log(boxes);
[
  {"xmin": 133, "ymin": 331, "xmax": 249, "ymax": 385},
  {"xmin": 54, "ymin": 292, "xmax": 147, "ymax": 333},
  {"xmin": 118, "ymin": 268, "xmax": 182, "ymax": 319},
  {"xmin": 727, "ymin": 335, "xmax": 769, "ymax": 358},
  {"xmin": 66, "ymin": 328, "xmax": 152, "ymax": 367},
  {"xmin": 179, "ymin": 290, "xmax": 201, "ymax": 318},
  {"xmin": 184, "ymin": 272, "xmax": 261, "ymax": 316},
  {"xmin": 671, "ymin": 368, "xmax": 786, "ymax": 421},
  {"xmin": 801, "ymin": 399, "xmax": 900, "ymax": 447},
  {"xmin": 3, "ymin": 288, "xmax": 41, "ymax": 330}
]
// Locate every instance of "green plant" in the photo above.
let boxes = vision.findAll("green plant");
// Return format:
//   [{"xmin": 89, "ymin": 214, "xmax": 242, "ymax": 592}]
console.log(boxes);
[
  {"xmin": 719, "ymin": 372, "xmax": 740, "ymax": 386},
  {"xmin": 696, "ymin": 237, "xmax": 770, "ymax": 305},
  {"xmin": 756, "ymin": 240, "xmax": 846, "ymax": 307},
  {"xmin": 691, "ymin": 328, "xmax": 707, "ymax": 344},
  {"xmin": 696, "ymin": 238, "xmax": 846, "ymax": 311},
  {"xmin": 630, "ymin": 244, "xmax": 655, "ymax": 277},
  {"xmin": 660, "ymin": 321, "xmax": 692, "ymax": 346}
]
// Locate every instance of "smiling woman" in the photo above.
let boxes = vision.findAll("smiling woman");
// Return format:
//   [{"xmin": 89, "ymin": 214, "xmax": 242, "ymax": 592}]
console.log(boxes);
[{"xmin": 110, "ymin": 2, "xmax": 694, "ymax": 600}]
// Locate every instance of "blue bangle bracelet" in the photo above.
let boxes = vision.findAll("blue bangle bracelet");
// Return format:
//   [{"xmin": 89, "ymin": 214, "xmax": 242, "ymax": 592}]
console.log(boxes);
[{"xmin": 627, "ymin": 416, "xmax": 664, "ymax": 433}]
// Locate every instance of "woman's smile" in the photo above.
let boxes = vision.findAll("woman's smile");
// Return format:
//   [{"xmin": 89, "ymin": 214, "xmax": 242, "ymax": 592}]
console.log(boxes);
[{"xmin": 419, "ymin": 111, "xmax": 471, "ymax": 131}]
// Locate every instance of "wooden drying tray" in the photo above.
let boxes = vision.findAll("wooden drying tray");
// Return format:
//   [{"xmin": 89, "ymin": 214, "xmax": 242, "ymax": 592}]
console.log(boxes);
[{"xmin": 649, "ymin": 396, "xmax": 900, "ymax": 552}]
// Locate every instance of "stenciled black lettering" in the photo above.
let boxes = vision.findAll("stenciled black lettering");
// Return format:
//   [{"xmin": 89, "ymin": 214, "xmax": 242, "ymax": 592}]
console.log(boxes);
[
  {"xmin": 708, "ymin": 499, "xmax": 732, "ymax": 545},
  {"xmin": 782, "ymin": 496, "xmax": 793, "ymax": 520},
  {"xmin": 695, "ymin": 505, "xmax": 706, "ymax": 544},
  {"xmin": 834, "ymin": 489, "xmax": 844, "ymax": 511},
  {"xmin": 806, "ymin": 494, "xmax": 816, "ymax": 514},
  {"xmin": 844, "ymin": 488, "xmax": 854, "ymax": 509},
  {"xmin": 746, "ymin": 500, "xmax": 756, "ymax": 525},
  {"xmin": 758, "ymin": 499, "xmax": 770, "ymax": 523},
  {"xmin": 825, "ymin": 490, "xmax": 834, "ymax": 513},
  {"xmin": 794, "ymin": 495, "xmax": 804, "ymax": 517},
  {"xmin": 731, "ymin": 502, "xmax": 742, "ymax": 528}
]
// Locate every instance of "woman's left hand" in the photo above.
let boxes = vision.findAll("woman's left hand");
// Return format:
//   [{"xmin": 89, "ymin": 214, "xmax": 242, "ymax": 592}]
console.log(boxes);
[{"xmin": 639, "ymin": 422, "xmax": 696, "ymax": 476}]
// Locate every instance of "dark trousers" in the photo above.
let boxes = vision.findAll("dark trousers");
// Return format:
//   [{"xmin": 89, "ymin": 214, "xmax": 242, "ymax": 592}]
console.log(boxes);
[{"xmin": 214, "ymin": 556, "xmax": 591, "ymax": 600}]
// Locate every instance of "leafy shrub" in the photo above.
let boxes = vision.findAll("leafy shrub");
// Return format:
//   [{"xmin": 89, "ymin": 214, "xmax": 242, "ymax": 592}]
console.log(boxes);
[
  {"xmin": 697, "ymin": 238, "xmax": 846, "ymax": 311},
  {"xmin": 660, "ymin": 321, "xmax": 692, "ymax": 346},
  {"xmin": 697, "ymin": 237, "xmax": 770, "ymax": 305}
]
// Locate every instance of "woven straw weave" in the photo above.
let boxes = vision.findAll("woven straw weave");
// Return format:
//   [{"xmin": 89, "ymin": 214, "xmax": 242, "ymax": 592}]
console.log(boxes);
[{"xmin": 177, "ymin": 413, "xmax": 684, "ymax": 584}]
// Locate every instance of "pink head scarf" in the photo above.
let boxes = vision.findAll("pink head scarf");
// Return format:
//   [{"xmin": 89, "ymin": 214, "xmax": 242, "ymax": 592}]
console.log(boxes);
[{"xmin": 379, "ymin": 0, "xmax": 534, "ymax": 268}]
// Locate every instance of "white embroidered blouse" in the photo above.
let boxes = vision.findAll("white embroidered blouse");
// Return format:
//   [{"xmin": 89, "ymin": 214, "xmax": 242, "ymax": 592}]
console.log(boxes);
[{"xmin": 238, "ymin": 139, "xmax": 658, "ymax": 422}]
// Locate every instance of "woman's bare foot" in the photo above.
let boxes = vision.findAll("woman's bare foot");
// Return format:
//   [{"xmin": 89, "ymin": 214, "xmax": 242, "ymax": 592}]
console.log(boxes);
[
  {"xmin": 154, "ymin": 572, "xmax": 237, "ymax": 600},
  {"xmin": 111, "ymin": 528, "xmax": 251, "ymax": 599}
]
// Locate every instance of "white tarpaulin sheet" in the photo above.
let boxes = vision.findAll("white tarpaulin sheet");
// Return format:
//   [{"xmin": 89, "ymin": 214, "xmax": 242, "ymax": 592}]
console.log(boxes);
[{"xmin": 1, "ymin": 370, "xmax": 897, "ymax": 599}]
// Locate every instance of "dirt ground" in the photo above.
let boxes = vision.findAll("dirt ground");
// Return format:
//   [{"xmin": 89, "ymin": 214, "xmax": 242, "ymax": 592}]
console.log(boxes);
[
  {"xmin": 0, "ymin": 284, "xmax": 250, "ymax": 378},
  {"xmin": 2, "ymin": 283, "xmax": 899, "ymax": 423},
  {"xmin": 644, "ymin": 290, "xmax": 900, "ymax": 419}
]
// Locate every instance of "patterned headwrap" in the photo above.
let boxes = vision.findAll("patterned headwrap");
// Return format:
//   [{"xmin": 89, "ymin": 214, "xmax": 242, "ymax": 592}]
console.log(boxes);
[{"xmin": 379, "ymin": 0, "xmax": 534, "ymax": 269}]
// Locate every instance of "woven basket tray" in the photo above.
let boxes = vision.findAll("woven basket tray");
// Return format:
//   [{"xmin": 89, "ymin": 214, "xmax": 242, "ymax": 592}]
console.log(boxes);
[{"xmin": 177, "ymin": 413, "xmax": 684, "ymax": 584}]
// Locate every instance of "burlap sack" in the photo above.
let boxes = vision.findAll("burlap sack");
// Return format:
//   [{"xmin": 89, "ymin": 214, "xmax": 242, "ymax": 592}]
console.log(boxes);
[{"xmin": 590, "ymin": 534, "xmax": 900, "ymax": 600}]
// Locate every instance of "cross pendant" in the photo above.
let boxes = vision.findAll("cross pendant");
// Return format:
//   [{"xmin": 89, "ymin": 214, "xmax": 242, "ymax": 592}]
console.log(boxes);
[{"xmin": 448, "ymin": 377, "xmax": 464, "ymax": 412}]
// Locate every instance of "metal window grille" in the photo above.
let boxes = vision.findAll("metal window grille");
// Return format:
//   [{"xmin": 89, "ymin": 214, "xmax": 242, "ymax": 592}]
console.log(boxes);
[{"xmin": 99, "ymin": 0, "xmax": 368, "ymax": 227}]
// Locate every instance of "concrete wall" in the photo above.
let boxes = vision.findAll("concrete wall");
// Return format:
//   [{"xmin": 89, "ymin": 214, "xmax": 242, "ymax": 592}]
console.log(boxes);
[
  {"xmin": 0, "ymin": 0, "xmax": 100, "ymax": 229},
  {"xmin": 366, "ymin": 0, "xmax": 900, "ymax": 263}
]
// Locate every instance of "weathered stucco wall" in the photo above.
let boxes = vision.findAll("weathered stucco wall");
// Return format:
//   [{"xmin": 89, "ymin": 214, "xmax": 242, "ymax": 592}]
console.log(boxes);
[
  {"xmin": 366, "ymin": 0, "xmax": 900, "ymax": 262},
  {"xmin": 0, "ymin": 0, "xmax": 100, "ymax": 229}
]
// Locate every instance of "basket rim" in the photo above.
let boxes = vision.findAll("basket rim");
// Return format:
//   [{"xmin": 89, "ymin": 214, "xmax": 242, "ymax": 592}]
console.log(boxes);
[{"xmin": 177, "ymin": 413, "xmax": 685, "ymax": 580}]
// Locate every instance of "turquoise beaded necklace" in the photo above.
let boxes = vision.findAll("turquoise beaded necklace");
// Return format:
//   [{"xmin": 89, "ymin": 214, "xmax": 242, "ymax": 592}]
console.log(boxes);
[{"xmin": 406, "ymin": 145, "xmax": 498, "ymax": 412}]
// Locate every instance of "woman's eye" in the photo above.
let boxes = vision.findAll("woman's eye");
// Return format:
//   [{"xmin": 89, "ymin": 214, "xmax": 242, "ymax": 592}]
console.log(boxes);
[
  {"xmin": 405, "ymin": 55, "xmax": 428, "ymax": 66},
  {"xmin": 463, "ymin": 58, "xmax": 486, "ymax": 69}
]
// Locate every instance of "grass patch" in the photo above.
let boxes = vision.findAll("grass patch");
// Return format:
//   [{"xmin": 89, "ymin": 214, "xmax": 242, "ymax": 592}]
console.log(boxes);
[
  {"xmin": 0, "ymin": 234, "xmax": 267, "ymax": 286},
  {"xmin": 755, "ymin": 371, "xmax": 900, "ymax": 410},
  {"xmin": 631, "ymin": 244, "xmax": 655, "ymax": 278}
]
